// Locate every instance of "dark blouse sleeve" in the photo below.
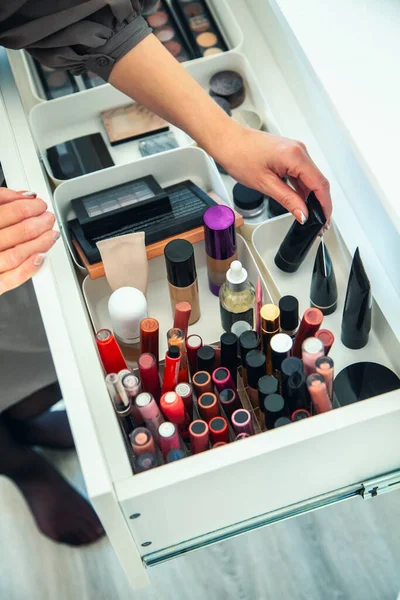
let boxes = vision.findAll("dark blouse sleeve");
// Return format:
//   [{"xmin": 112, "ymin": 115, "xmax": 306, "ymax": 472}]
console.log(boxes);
[{"xmin": 0, "ymin": 0, "xmax": 158, "ymax": 80}]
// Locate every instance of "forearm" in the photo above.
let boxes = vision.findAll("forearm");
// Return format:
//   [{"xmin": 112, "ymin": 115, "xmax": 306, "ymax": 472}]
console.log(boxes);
[{"xmin": 109, "ymin": 34, "xmax": 236, "ymax": 159}]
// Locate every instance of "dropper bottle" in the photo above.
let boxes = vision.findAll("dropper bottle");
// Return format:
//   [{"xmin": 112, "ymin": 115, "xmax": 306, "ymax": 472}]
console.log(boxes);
[{"xmin": 219, "ymin": 260, "xmax": 255, "ymax": 333}]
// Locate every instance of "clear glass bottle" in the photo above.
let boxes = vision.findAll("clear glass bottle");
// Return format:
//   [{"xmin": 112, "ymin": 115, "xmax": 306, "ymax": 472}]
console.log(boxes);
[{"xmin": 219, "ymin": 261, "xmax": 255, "ymax": 333}]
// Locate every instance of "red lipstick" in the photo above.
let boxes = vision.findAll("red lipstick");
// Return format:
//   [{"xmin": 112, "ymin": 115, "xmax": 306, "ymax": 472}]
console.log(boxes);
[
  {"xmin": 189, "ymin": 420, "xmax": 210, "ymax": 454},
  {"xmin": 173, "ymin": 302, "xmax": 192, "ymax": 338},
  {"xmin": 96, "ymin": 329, "xmax": 127, "ymax": 374},
  {"xmin": 138, "ymin": 353, "xmax": 161, "ymax": 404},
  {"xmin": 161, "ymin": 346, "xmax": 181, "ymax": 394},
  {"xmin": 209, "ymin": 417, "xmax": 230, "ymax": 445},
  {"xmin": 292, "ymin": 308, "xmax": 323, "ymax": 358}
]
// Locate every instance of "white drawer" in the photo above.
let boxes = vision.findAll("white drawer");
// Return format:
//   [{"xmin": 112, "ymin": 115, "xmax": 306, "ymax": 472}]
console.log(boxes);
[{"xmin": 1, "ymin": 0, "xmax": 400, "ymax": 590}]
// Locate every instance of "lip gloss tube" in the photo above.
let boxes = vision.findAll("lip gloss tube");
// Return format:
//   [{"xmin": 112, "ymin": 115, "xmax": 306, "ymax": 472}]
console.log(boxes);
[
  {"xmin": 140, "ymin": 318, "xmax": 159, "ymax": 365},
  {"xmin": 166, "ymin": 448, "xmax": 186, "ymax": 463},
  {"xmin": 105, "ymin": 373, "xmax": 135, "ymax": 435},
  {"xmin": 212, "ymin": 367, "xmax": 235, "ymax": 394},
  {"xmin": 316, "ymin": 356, "xmax": 334, "ymax": 400},
  {"xmin": 315, "ymin": 329, "xmax": 335, "ymax": 355},
  {"xmin": 198, "ymin": 392, "xmax": 220, "ymax": 423},
  {"xmin": 232, "ymin": 409, "xmax": 254, "ymax": 436},
  {"xmin": 293, "ymin": 308, "xmax": 323, "ymax": 358},
  {"xmin": 192, "ymin": 371, "xmax": 213, "ymax": 398},
  {"xmin": 235, "ymin": 432, "xmax": 250, "ymax": 441},
  {"xmin": 197, "ymin": 345, "xmax": 216, "ymax": 374},
  {"xmin": 302, "ymin": 337, "xmax": 325, "ymax": 376},
  {"xmin": 219, "ymin": 388, "xmax": 242, "ymax": 420},
  {"xmin": 135, "ymin": 392, "xmax": 165, "ymax": 444},
  {"xmin": 189, "ymin": 420, "xmax": 210, "ymax": 454},
  {"xmin": 167, "ymin": 328, "xmax": 189, "ymax": 383},
  {"xmin": 292, "ymin": 409, "xmax": 311, "ymax": 421},
  {"xmin": 307, "ymin": 374, "xmax": 332, "ymax": 413},
  {"xmin": 160, "ymin": 391, "xmax": 190, "ymax": 440},
  {"xmin": 135, "ymin": 452, "xmax": 160, "ymax": 472},
  {"xmin": 220, "ymin": 332, "xmax": 238, "ymax": 386},
  {"xmin": 158, "ymin": 422, "xmax": 181, "ymax": 459},
  {"xmin": 260, "ymin": 304, "xmax": 280, "ymax": 374},
  {"xmin": 122, "ymin": 373, "xmax": 144, "ymax": 425},
  {"xmin": 209, "ymin": 417, "xmax": 230, "ymax": 444},
  {"xmin": 173, "ymin": 302, "xmax": 192, "ymax": 338},
  {"xmin": 130, "ymin": 427, "xmax": 156, "ymax": 456},
  {"xmin": 161, "ymin": 346, "xmax": 181, "ymax": 394},
  {"xmin": 186, "ymin": 334, "xmax": 203, "ymax": 375},
  {"xmin": 96, "ymin": 329, "xmax": 127, "ymax": 374},
  {"xmin": 138, "ymin": 353, "xmax": 161, "ymax": 404}
]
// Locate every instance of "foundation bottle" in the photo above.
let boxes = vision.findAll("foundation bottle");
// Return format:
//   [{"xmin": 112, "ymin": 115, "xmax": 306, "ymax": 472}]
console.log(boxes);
[
  {"xmin": 164, "ymin": 239, "xmax": 200, "ymax": 325},
  {"xmin": 203, "ymin": 205, "xmax": 237, "ymax": 297},
  {"xmin": 219, "ymin": 261, "xmax": 255, "ymax": 333}
]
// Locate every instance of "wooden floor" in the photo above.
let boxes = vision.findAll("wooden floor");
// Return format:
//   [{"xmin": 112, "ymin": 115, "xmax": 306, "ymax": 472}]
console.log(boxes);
[{"xmin": 1, "ymin": 446, "xmax": 400, "ymax": 600}]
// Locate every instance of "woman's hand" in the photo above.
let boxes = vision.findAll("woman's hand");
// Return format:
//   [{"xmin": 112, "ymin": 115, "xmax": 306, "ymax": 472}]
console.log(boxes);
[
  {"xmin": 0, "ymin": 188, "xmax": 59, "ymax": 295},
  {"xmin": 214, "ymin": 125, "xmax": 332, "ymax": 225}
]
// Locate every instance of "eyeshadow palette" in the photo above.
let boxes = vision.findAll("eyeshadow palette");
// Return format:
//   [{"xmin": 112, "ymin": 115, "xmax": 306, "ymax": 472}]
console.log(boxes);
[
  {"xmin": 83, "ymin": 71, "xmax": 106, "ymax": 89},
  {"xmin": 34, "ymin": 60, "xmax": 78, "ymax": 100},
  {"xmin": 69, "ymin": 178, "xmax": 217, "ymax": 264},
  {"xmin": 146, "ymin": 0, "xmax": 193, "ymax": 62},
  {"xmin": 139, "ymin": 131, "xmax": 179, "ymax": 157},
  {"xmin": 101, "ymin": 103, "xmax": 170, "ymax": 146},
  {"xmin": 47, "ymin": 134, "xmax": 114, "ymax": 180},
  {"xmin": 171, "ymin": 0, "xmax": 228, "ymax": 58}
]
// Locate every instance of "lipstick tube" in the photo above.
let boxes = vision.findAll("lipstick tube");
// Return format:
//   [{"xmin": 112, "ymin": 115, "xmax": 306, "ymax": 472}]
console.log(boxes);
[
  {"xmin": 274, "ymin": 417, "xmax": 292, "ymax": 428},
  {"xmin": 192, "ymin": 371, "xmax": 213, "ymax": 398},
  {"xmin": 246, "ymin": 350, "xmax": 267, "ymax": 415},
  {"xmin": 160, "ymin": 391, "xmax": 190, "ymax": 440},
  {"xmin": 316, "ymin": 356, "xmax": 334, "ymax": 400},
  {"xmin": 263, "ymin": 394, "xmax": 287, "ymax": 430},
  {"xmin": 286, "ymin": 370, "xmax": 312, "ymax": 414},
  {"xmin": 279, "ymin": 296, "xmax": 299, "ymax": 338},
  {"xmin": 307, "ymin": 373, "xmax": 332, "ymax": 413},
  {"xmin": 175, "ymin": 383, "xmax": 194, "ymax": 419},
  {"xmin": 302, "ymin": 337, "xmax": 325, "ymax": 376},
  {"xmin": 122, "ymin": 373, "xmax": 144, "ymax": 425},
  {"xmin": 315, "ymin": 329, "xmax": 335, "ymax": 355},
  {"xmin": 105, "ymin": 373, "xmax": 135, "ymax": 435},
  {"xmin": 167, "ymin": 328, "xmax": 189, "ymax": 383},
  {"xmin": 292, "ymin": 409, "xmax": 311, "ymax": 422},
  {"xmin": 197, "ymin": 345, "xmax": 216, "ymax": 374},
  {"xmin": 209, "ymin": 417, "xmax": 230, "ymax": 444},
  {"xmin": 239, "ymin": 330, "xmax": 260, "ymax": 385},
  {"xmin": 158, "ymin": 422, "xmax": 181, "ymax": 459},
  {"xmin": 257, "ymin": 375, "xmax": 279, "ymax": 413},
  {"xmin": 270, "ymin": 333, "xmax": 293, "ymax": 381},
  {"xmin": 130, "ymin": 427, "xmax": 156, "ymax": 456},
  {"xmin": 198, "ymin": 392, "xmax": 220, "ymax": 423},
  {"xmin": 186, "ymin": 334, "xmax": 203, "ymax": 375},
  {"xmin": 232, "ymin": 409, "xmax": 254, "ymax": 436},
  {"xmin": 212, "ymin": 367, "xmax": 236, "ymax": 394},
  {"xmin": 166, "ymin": 448, "xmax": 186, "ymax": 463},
  {"xmin": 96, "ymin": 329, "xmax": 127, "ymax": 374},
  {"xmin": 281, "ymin": 357, "xmax": 304, "ymax": 398},
  {"xmin": 140, "ymin": 318, "xmax": 159, "ymax": 365},
  {"xmin": 189, "ymin": 420, "xmax": 210, "ymax": 454},
  {"xmin": 135, "ymin": 392, "xmax": 165, "ymax": 444},
  {"xmin": 219, "ymin": 388, "xmax": 242, "ymax": 420},
  {"xmin": 213, "ymin": 442, "xmax": 228, "ymax": 448},
  {"xmin": 292, "ymin": 308, "xmax": 323, "ymax": 358},
  {"xmin": 220, "ymin": 331, "xmax": 238, "ymax": 386},
  {"xmin": 138, "ymin": 353, "xmax": 161, "ymax": 404},
  {"xmin": 235, "ymin": 433, "xmax": 250, "ymax": 441},
  {"xmin": 135, "ymin": 452, "xmax": 160, "ymax": 472},
  {"xmin": 119, "ymin": 369, "xmax": 132, "ymax": 378},
  {"xmin": 260, "ymin": 304, "xmax": 280, "ymax": 374},
  {"xmin": 173, "ymin": 302, "xmax": 192, "ymax": 338},
  {"xmin": 161, "ymin": 346, "xmax": 181, "ymax": 394}
]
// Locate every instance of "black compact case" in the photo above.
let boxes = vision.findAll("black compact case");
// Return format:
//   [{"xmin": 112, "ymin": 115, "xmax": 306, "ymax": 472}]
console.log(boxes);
[
  {"xmin": 47, "ymin": 134, "xmax": 114, "ymax": 180},
  {"xmin": 274, "ymin": 192, "xmax": 326, "ymax": 273},
  {"xmin": 171, "ymin": 0, "xmax": 228, "ymax": 58},
  {"xmin": 69, "ymin": 178, "xmax": 217, "ymax": 264}
]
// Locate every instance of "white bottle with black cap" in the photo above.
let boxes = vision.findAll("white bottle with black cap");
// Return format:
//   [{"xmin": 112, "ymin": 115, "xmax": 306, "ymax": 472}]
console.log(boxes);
[{"xmin": 219, "ymin": 260, "xmax": 255, "ymax": 333}]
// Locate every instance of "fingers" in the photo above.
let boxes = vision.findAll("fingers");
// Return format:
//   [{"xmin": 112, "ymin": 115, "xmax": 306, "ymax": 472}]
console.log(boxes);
[
  {"xmin": 292, "ymin": 154, "xmax": 332, "ymax": 220},
  {"xmin": 0, "ymin": 211, "xmax": 55, "ymax": 252},
  {"xmin": 261, "ymin": 175, "xmax": 308, "ymax": 224},
  {"xmin": 0, "ymin": 253, "xmax": 46, "ymax": 296},
  {"xmin": 0, "ymin": 229, "xmax": 59, "ymax": 273},
  {"xmin": 0, "ymin": 188, "xmax": 37, "ymax": 206},
  {"xmin": 287, "ymin": 176, "xmax": 309, "ymax": 201},
  {"xmin": 0, "ymin": 198, "xmax": 48, "ymax": 229}
]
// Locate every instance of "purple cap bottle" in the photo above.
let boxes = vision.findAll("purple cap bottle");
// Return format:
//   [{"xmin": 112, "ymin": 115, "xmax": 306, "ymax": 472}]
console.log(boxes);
[{"xmin": 203, "ymin": 205, "xmax": 237, "ymax": 296}]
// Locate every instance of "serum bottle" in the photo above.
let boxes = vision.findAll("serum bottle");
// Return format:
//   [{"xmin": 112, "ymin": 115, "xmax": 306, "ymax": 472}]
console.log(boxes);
[{"xmin": 219, "ymin": 261, "xmax": 255, "ymax": 332}]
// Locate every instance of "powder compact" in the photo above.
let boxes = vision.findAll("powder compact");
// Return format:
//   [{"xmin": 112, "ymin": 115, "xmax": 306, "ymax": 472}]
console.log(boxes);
[
  {"xmin": 146, "ymin": 0, "xmax": 192, "ymax": 62},
  {"xmin": 46, "ymin": 134, "xmax": 114, "ymax": 180},
  {"xmin": 209, "ymin": 70, "xmax": 245, "ymax": 109},
  {"xmin": 69, "ymin": 176, "xmax": 217, "ymax": 264},
  {"xmin": 333, "ymin": 362, "xmax": 400, "ymax": 406},
  {"xmin": 101, "ymin": 102, "xmax": 170, "ymax": 145},
  {"xmin": 171, "ymin": 0, "xmax": 228, "ymax": 58}
]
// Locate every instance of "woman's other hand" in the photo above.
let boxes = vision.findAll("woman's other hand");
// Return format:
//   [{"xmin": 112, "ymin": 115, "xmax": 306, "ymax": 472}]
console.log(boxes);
[{"xmin": 0, "ymin": 188, "xmax": 59, "ymax": 295}]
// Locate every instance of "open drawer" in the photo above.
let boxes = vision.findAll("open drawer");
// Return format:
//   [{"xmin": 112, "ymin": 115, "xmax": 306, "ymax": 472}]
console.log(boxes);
[{"xmin": 1, "ymin": 0, "xmax": 400, "ymax": 590}]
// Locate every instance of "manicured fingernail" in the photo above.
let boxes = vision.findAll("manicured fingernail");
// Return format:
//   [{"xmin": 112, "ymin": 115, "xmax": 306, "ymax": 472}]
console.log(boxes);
[
  {"xmin": 22, "ymin": 191, "xmax": 37, "ymax": 197},
  {"xmin": 34, "ymin": 254, "xmax": 46, "ymax": 266},
  {"xmin": 294, "ymin": 209, "xmax": 307, "ymax": 225},
  {"xmin": 52, "ymin": 231, "xmax": 61, "ymax": 241}
]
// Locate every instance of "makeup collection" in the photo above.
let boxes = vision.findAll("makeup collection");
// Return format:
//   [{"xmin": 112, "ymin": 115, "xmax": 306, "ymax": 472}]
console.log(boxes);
[
  {"xmin": 33, "ymin": 60, "xmax": 105, "ymax": 101},
  {"xmin": 96, "ymin": 192, "xmax": 400, "ymax": 474}
]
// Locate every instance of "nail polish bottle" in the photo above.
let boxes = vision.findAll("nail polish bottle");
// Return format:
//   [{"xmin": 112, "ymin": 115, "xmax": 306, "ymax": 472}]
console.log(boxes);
[
  {"xmin": 274, "ymin": 192, "xmax": 326, "ymax": 273},
  {"xmin": 164, "ymin": 239, "xmax": 200, "ymax": 325},
  {"xmin": 219, "ymin": 261, "xmax": 255, "ymax": 333},
  {"xmin": 341, "ymin": 248, "xmax": 372, "ymax": 349},
  {"xmin": 203, "ymin": 205, "xmax": 237, "ymax": 296},
  {"xmin": 310, "ymin": 239, "xmax": 338, "ymax": 315}
]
